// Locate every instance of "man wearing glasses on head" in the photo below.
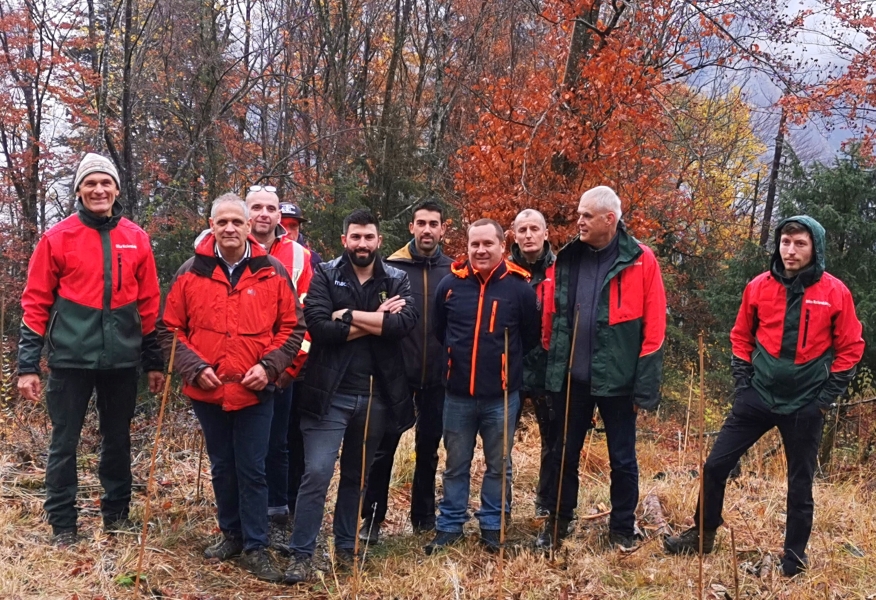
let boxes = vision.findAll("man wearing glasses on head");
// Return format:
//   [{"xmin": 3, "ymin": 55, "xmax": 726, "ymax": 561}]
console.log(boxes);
[
  {"xmin": 245, "ymin": 184, "xmax": 314, "ymax": 548},
  {"xmin": 158, "ymin": 192, "xmax": 306, "ymax": 582}
]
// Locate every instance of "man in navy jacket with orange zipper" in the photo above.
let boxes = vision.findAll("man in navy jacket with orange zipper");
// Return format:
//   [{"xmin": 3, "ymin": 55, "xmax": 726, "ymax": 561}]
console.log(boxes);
[
  {"xmin": 664, "ymin": 216, "xmax": 864, "ymax": 577},
  {"xmin": 425, "ymin": 218, "xmax": 539, "ymax": 554}
]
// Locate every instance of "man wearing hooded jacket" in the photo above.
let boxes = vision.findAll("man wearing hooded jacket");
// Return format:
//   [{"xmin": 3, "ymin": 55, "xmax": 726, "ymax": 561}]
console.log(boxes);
[
  {"xmin": 664, "ymin": 216, "xmax": 864, "ymax": 577},
  {"xmin": 18, "ymin": 153, "xmax": 165, "ymax": 547}
]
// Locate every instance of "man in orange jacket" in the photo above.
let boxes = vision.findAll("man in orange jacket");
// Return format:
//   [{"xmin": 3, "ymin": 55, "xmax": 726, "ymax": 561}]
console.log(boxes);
[
  {"xmin": 158, "ymin": 193, "xmax": 305, "ymax": 582},
  {"xmin": 245, "ymin": 186, "xmax": 312, "ymax": 543}
]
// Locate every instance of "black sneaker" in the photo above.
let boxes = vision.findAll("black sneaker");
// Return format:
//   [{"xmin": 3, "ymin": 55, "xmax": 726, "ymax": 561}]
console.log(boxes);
[
  {"xmin": 535, "ymin": 517, "xmax": 572, "ymax": 551},
  {"xmin": 535, "ymin": 506, "xmax": 551, "ymax": 519},
  {"xmin": 358, "ymin": 518, "xmax": 380, "ymax": 545},
  {"xmin": 608, "ymin": 531, "xmax": 637, "ymax": 550},
  {"xmin": 781, "ymin": 552, "xmax": 808, "ymax": 577},
  {"xmin": 239, "ymin": 548, "xmax": 283, "ymax": 583},
  {"xmin": 204, "ymin": 535, "xmax": 244, "ymax": 560},
  {"xmin": 412, "ymin": 520, "xmax": 436, "ymax": 534},
  {"xmin": 424, "ymin": 531, "xmax": 464, "ymax": 555},
  {"xmin": 51, "ymin": 528, "xmax": 80, "ymax": 548},
  {"xmin": 284, "ymin": 553, "xmax": 312, "ymax": 584},
  {"xmin": 334, "ymin": 547, "xmax": 357, "ymax": 572},
  {"xmin": 479, "ymin": 529, "xmax": 501, "ymax": 553},
  {"xmin": 663, "ymin": 527, "xmax": 716, "ymax": 555}
]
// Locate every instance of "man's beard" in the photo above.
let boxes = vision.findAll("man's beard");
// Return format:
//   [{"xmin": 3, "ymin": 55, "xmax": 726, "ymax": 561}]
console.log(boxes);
[{"xmin": 347, "ymin": 248, "xmax": 377, "ymax": 267}]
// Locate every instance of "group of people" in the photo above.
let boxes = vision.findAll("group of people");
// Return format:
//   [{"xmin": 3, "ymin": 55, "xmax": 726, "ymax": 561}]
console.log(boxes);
[{"xmin": 17, "ymin": 152, "xmax": 865, "ymax": 585}]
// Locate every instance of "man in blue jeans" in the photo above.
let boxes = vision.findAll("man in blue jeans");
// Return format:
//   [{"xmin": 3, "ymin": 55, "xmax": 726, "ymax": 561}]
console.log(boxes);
[
  {"xmin": 284, "ymin": 209, "xmax": 417, "ymax": 583},
  {"xmin": 426, "ymin": 218, "xmax": 539, "ymax": 554}
]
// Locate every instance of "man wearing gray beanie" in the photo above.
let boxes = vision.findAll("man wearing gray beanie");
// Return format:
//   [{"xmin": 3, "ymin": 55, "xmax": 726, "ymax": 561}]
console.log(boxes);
[{"xmin": 17, "ymin": 152, "xmax": 166, "ymax": 547}]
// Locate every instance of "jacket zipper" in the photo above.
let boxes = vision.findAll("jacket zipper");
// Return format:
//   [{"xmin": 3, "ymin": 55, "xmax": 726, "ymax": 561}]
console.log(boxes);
[
  {"xmin": 117, "ymin": 253, "xmax": 122, "ymax": 292},
  {"xmin": 47, "ymin": 312, "xmax": 58, "ymax": 350},
  {"xmin": 489, "ymin": 300, "xmax": 498, "ymax": 333},
  {"xmin": 616, "ymin": 271, "xmax": 622, "ymax": 308},
  {"xmin": 421, "ymin": 268, "xmax": 429, "ymax": 387},
  {"xmin": 470, "ymin": 282, "xmax": 486, "ymax": 396},
  {"xmin": 802, "ymin": 309, "xmax": 810, "ymax": 348},
  {"xmin": 501, "ymin": 351, "xmax": 507, "ymax": 390}
]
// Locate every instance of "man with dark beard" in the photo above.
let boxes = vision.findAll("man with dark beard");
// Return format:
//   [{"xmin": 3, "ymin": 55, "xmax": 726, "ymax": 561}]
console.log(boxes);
[{"xmin": 284, "ymin": 208, "xmax": 418, "ymax": 584}]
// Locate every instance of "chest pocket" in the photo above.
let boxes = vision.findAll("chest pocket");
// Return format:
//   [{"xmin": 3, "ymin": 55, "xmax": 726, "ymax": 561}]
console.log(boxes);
[
  {"xmin": 799, "ymin": 297, "xmax": 835, "ymax": 355},
  {"xmin": 608, "ymin": 263, "xmax": 645, "ymax": 325},
  {"xmin": 113, "ymin": 249, "xmax": 143, "ymax": 305},
  {"xmin": 237, "ymin": 279, "xmax": 280, "ymax": 335}
]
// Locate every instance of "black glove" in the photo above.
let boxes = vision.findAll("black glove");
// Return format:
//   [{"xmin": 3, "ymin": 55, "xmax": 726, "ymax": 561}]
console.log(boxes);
[{"xmin": 731, "ymin": 356, "xmax": 754, "ymax": 392}]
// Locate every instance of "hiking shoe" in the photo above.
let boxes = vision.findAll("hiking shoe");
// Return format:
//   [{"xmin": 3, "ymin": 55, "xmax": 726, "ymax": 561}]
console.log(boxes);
[
  {"xmin": 358, "ymin": 518, "xmax": 380, "ymax": 545},
  {"xmin": 334, "ymin": 547, "xmax": 357, "ymax": 572},
  {"xmin": 51, "ymin": 529, "xmax": 80, "ymax": 548},
  {"xmin": 781, "ymin": 552, "xmax": 808, "ymax": 577},
  {"xmin": 480, "ymin": 529, "xmax": 501, "ymax": 553},
  {"xmin": 103, "ymin": 517, "xmax": 140, "ymax": 533},
  {"xmin": 424, "ymin": 531, "xmax": 464, "ymax": 555},
  {"xmin": 663, "ymin": 527, "xmax": 716, "ymax": 555},
  {"xmin": 204, "ymin": 535, "xmax": 244, "ymax": 560},
  {"xmin": 412, "ymin": 519, "xmax": 436, "ymax": 534},
  {"xmin": 284, "ymin": 553, "xmax": 312, "ymax": 584},
  {"xmin": 268, "ymin": 516, "xmax": 291, "ymax": 556},
  {"xmin": 535, "ymin": 518, "xmax": 572, "ymax": 551},
  {"xmin": 239, "ymin": 548, "xmax": 283, "ymax": 583},
  {"xmin": 608, "ymin": 531, "xmax": 637, "ymax": 550},
  {"xmin": 535, "ymin": 506, "xmax": 551, "ymax": 519}
]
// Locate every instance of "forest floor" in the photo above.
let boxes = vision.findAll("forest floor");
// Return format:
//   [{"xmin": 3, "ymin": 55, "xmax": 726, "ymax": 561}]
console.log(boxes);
[{"xmin": 2, "ymin": 390, "xmax": 876, "ymax": 599}]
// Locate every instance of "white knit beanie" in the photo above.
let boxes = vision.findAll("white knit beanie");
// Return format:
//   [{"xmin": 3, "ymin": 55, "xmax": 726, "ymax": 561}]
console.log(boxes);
[{"xmin": 73, "ymin": 153, "xmax": 120, "ymax": 193}]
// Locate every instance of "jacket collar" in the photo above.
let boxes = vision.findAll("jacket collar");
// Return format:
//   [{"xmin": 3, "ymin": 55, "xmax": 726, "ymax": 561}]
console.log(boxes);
[
  {"xmin": 387, "ymin": 239, "xmax": 449, "ymax": 266},
  {"xmin": 336, "ymin": 250, "xmax": 388, "ymax": 281},
  {"xmin": 76, "ymin": 199, "xmax": 123, "ymax": 231},
  {"xmin": 193, "ymin": 232, "xmax": 271, "ymax": 279},
  {"xmin": 556, "ymin": 222, "xmax": 641, "ymax": 264},
  {"xmin": 510, "ymin": 241, "xmax": 555, "ymax": 271},
  {"xmin": 450, "ymin": 259, "xmax": 530, "ymax": 283}
]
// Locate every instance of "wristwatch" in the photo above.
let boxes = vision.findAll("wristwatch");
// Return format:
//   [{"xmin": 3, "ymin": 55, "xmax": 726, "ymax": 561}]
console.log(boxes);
[{"xmin": 341, "ymin": 309, "xmax": 354, "ymax": 324}]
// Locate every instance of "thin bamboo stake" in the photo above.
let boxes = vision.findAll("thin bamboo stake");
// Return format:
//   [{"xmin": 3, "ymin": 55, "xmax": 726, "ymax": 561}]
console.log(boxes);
[
  {"xmin": 351, "ymin": 375, "xmax": 374, "ymax": 598},
  {"xmin": 498, "ymin": 328, "xmax": 510, "ymax": 590},
  {"xmin": 698, "ymin": 333, "xmax": 706, "ymax": 600},
  {"xmin": 552, "ymin": 308, "xmax": 580, "ymax": 561},
  {"xmin": 135, "ymin": 330, "xmax": 178, "ymax": 595},
  {"xmin": 682, "ymin": 366, "xmax": 695, "ymax": 455},
  {"xmin": 194, "ymin": 431, "xmax": 205, "ymax": 502},
  {"xmin": 730, "ymin": 527, "xmax": 739, "ymax": 599}
]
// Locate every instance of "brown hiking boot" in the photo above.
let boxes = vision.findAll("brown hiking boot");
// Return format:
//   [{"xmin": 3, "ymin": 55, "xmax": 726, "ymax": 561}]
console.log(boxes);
[{"xmin": 663, "ymin": 527, "xmax": 716, "ymax": 555}]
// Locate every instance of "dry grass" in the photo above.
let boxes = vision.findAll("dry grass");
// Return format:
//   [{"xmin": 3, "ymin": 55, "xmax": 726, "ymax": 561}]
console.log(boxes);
[{"xmin": 2, "ymin": 392, "xmax": 876, "ymax": 599}]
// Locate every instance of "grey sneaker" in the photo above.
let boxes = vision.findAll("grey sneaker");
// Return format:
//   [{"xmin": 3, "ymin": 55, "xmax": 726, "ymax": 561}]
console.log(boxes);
[
  {"xmin": 663, "ymin": 527, "xmax": 716, "ymax": 555},
  {"xmin": 269, "ymin": 517, "xmax": 291, "ymax": 556},
  {"xmin": 239, "ymin": 548, "xmax": 283, "ymax": 583},
  {"xmin": 204, "ymin": 535, "xmax": 244, "ymax": 560},
  {"xmin": 284, "ymin": 553, "xmax": 312, "ymax": 584},
  {"xmin": 103, "ymin": 517, "xmax": 140, "ymax": 534}
]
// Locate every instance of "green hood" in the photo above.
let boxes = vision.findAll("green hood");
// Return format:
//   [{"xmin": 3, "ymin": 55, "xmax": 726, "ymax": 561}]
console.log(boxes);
[{"xmin": 772, "ymin": 215, "xmax": 826, "ymax": 282}]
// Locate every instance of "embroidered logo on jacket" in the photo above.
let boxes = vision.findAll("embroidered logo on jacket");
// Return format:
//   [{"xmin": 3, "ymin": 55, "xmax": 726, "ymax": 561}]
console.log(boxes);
[
  {"xmin": 334, "ymin": 280, "xmax": 349, "ymax": 287},
  {"xmin": 805, "ymin": 299, "xmax": 831, "ymax": 307},
  {"xmin": 115, "ymin": 244, "xmax": 137, "ymax": 249}
]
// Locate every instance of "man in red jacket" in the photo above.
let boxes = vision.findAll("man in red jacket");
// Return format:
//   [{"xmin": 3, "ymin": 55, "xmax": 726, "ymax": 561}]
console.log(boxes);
[
  {"xmin": 664, "ymin": 216, "xmax": 864, "ymax": 577},
  {"xmin": 158, "ymin": 193, "xmax": 305, "ymax": 582},
  {"xmin": 18, "ymin": 153, "xmax": 164, "ymax": 547},
  {"xmin": 245, "ymin": 186, "xmax": 312, "ymax": 544}
]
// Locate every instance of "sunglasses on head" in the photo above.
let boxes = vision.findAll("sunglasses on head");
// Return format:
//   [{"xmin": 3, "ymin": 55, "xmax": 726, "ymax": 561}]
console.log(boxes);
[{"xmin": 248, "ymin": 185, "xmax": 277, "ymax": 193}]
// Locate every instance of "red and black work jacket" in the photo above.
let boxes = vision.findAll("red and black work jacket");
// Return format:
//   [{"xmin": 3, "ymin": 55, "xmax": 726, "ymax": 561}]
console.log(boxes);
[
  {"xmin": 434, "ymin": 259, "xmax": 540, "ymax": 399},
  {"xmin": 157, "ymin": 233, "xmax": 305, "ymax": 411}
]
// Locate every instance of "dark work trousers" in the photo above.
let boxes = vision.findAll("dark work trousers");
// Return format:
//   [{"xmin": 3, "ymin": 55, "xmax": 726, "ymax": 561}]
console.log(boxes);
[
  {"xmin": 191, "ymin": 397, "xmax": 274, "ymax": 552},
  {"xmin": 44, "ymin": 368, "xmax": 138, "ymax": 532},
  {"xmin": 362, "ymin": 385, "xmax": 445, "ymax": 529},
  {"xmin": 266, "ymin": 384, "xmax": 294, "ymax": 514},
  {"xmin": 290, "ymin": 392, "xmax": 388, "ymax": 555},
  {"xmin": 531, "ymin": 392, "xmax": 560, "ymax": 512},
  {"xmin": 543, "ymin": 380, "xmax": 638, "ymax": 537},
  {"xmin": 286, "ymin": 380, "xmax": 306, "ymax": 514},
  {"xmin": 694, "ymin": 386, "xmax": 825, "ymax": 564}
]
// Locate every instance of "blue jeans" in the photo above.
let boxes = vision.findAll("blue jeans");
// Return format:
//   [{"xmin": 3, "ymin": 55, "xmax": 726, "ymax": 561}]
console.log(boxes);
[
  {"xmin": 191, "ymin": 398, "xmax": 274, "ymax": 551},
  {"xmin": 266, "ymin": 384, "xmax": 294, "ymax": 514},
  {"xmin": 289, "ymin": 392, "xmax": 387, "ymax": 556},
  {"xmin": 437, "ymin": 391, "xmax": 519, "ymax": 533}
]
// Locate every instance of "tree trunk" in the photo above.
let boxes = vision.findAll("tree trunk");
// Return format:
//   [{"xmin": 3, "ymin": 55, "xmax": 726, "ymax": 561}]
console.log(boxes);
[{"xmin": 760, "ymin": 106, "xmax": 787, "ymax": 248}]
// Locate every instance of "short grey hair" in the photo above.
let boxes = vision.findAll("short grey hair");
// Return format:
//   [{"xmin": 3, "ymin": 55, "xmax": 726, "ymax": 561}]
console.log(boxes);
[
  {"xmin": 580, "ymin": 186, "xmax": 623, "ymax": 221},
  {"xmin": 211, "ymin": 193, "xmax": 249, "ymax": 219},
  {"xmin": 513, "ymin": 208, "xmax": 547, "ymax": 230}
]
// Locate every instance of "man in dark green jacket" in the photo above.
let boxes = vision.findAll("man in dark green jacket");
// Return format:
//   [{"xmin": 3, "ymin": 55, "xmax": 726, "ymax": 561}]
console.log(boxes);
[
  {"xmin": 508, "ymin": 208, "xmax": 557, "ymax": 516},
  {"xmin": 664, "ymin": 216, "xmax": 864, "ymax": 577},
  {"xmin": 538, "ymin": 186, "xmax": 666, "ymax": 550}
]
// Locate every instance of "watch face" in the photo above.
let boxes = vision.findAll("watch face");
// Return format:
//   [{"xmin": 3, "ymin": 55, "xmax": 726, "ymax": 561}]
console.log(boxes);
[{"xmin": 343, "ymin": 310, "xmax": 353, "ymax": 324}]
